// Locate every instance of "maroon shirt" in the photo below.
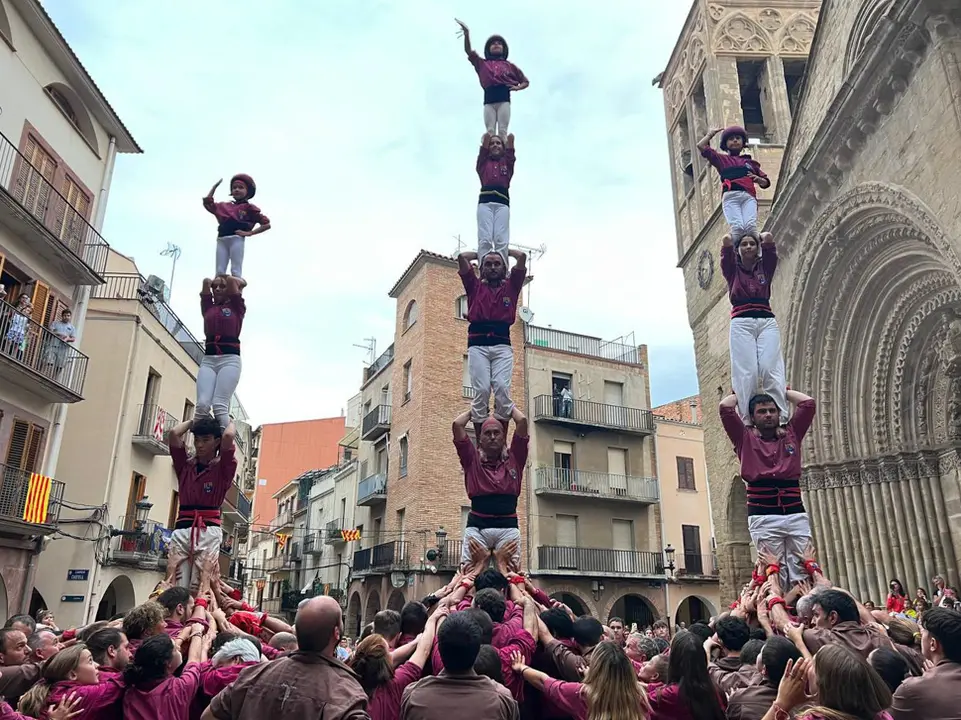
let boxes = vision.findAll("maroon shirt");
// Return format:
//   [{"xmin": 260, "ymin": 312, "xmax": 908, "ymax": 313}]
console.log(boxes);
[
  {"xmin": 543, "ymin": 678, "xmax": 586, "ymax": 720},
  {"xmin": 459, "ymin": 262, "xmax": 525, "ymax": 345},
  {"xmin": 369, "ymin": 662, "xmax": 423, "ymax": 720},
  {"xmin": 700, "ymin": 146, "xmax": 767, "ymax": 197},
  {"xmin": 202, "ymin": 198, "xmax": 269, "ymax": 238},
  {"xmin": 648, "ymin": 682, "xmax": 726, "ymax": 720},
  {"xmin": 476, "ymin": 146, "xmax": 515, "ymax": 203},
  {"xmin": 170, "ymin": 441, "xmax": 237, "ymax": 520},
  {"xmin": 468, "ymin": 52, "xmax": 528, "ymax": 91},
  {"xmin": 720, "ymin": 242, "xmax": 778, "ymax": 319},
  {"xmin": 123, "ymin": 662, "xmax": 202, "ymax": 720},
  {"xmin": 455, "ymin": 433, "xmax": 528, "ymax": 529},
  {"xmin": 721, "ymin": 399, "xmax": 816, "ymax": 516},
  {"xmin": 45, "ymin": 676, "xmax": 125, "ymax": 720},
  {"xmin": 201, "ymin": 292, "xmax": 246, "ymax": 356}
]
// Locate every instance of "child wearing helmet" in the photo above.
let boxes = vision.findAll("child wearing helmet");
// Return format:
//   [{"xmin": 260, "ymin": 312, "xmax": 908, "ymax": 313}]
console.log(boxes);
[
  {"xmin": 697, "ymin": 126, "xmax": 769, "ymax": 244},
  {"xmin": 455, "ymin": 19, "xmax": 529, "ymax": 139},
  {"xmin": 202, "ymin": 174, "xmax": 271, "ymax": 279}
]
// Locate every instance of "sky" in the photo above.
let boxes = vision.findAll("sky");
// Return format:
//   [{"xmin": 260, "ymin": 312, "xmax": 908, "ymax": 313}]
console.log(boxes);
[{"xmin": 45, "ymin": 0, "xmax": 696, "ymax": 424}]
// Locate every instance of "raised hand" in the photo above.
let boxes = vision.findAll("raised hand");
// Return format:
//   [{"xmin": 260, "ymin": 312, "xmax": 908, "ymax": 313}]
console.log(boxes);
[
  {"xmin": 454, "ymin": 18, "xmax": 469, "ymax": 36},
  {"xmin": 207, "ymin": 179, "xmax": 223, "ymax": 197},
  {"xmin": 48, "ymin": 691, "xmax": 83, "ymax": 720},
  {"xmin": 774, "ymin": 658, "xmax": 815, "ymax": 711},
  {"xmin": 510, "ymin": 649, "xmax": 526, "ymax": 672}
]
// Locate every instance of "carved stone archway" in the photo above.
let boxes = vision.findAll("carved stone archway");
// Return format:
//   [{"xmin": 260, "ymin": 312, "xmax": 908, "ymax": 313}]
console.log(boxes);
[
  {"xmin": 346, "ymin": 591, "xmax": 363, "ymax": 638},
  {"xmin": 363, "ymin": 590, "xmax": 381, "ymax": 626}
]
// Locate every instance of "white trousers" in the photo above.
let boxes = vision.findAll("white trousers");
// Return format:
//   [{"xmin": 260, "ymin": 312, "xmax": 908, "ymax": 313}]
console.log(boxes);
[
  {"xmin": 483, "ymin": 102, "xmax": 511, "ymax": 139},
  {"xmin": 469, "ymin": 345, "xmax": 514, "ymax": 422},
  {"xmin": 722, "ymin": 191, "xmax": 758, "ymax": 244},
  {"xmin": 477, "ymin": 203, "xmax": 510, "ymax": 262},
  {"xmin": 748, "ymin": 513, "xmax": 811, "ymax": 587},
  {"xmin": 730, "ymin": 317, "xmax": 787, "ymax": 424},
  {"xmin": 196, "ymin": 355, "xmax": 242, "ymax": 430},
  {"xmin": 216, "ymin": 235, "xmax": 245, "ymax": 278},
  {"xmin": 170, "ymin": 525, "xmax": 223, "ymax": 590},
  {"xmin": 462, "ymin": 526, "xmax": 521, "ymax": 568}
]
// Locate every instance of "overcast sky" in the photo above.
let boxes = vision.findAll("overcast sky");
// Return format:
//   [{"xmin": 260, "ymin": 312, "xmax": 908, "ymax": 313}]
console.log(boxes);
[{"xmin": 46, "ymin": 0, "xmax": 695, "ymax": 424}]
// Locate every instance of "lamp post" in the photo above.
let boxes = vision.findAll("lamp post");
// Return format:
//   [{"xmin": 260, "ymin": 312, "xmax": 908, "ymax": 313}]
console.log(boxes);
[
  {"xmin": 134, "ymin": 497, "xmax": 153, "ymax": 532},
  {"xmin": 664, "ymin": 544, "xmax": 676, "ymax": 577},
  {"xmin": 435, "ymin": 526, "xmax": 448, "ymax": 551}
]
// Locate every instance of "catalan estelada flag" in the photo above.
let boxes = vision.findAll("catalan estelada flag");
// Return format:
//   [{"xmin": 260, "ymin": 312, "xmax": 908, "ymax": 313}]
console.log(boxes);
[
  {"xmin": 341, "ymin": 528, "xmax": 361, "ymax": 542},
  {"xmin": 23, "ymin": 473, "xmax": 52, "ymax": 524},
  {"xmin": 275, "ymin": 532, "xmax": 290, "ymax": 550}
]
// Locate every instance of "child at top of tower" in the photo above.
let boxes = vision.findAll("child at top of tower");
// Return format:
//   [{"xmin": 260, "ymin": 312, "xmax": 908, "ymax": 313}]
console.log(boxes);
[
  {"xmin": 202, "ymin": 174, "xmax": 271, "ymax": 280},
  {"xmin": 697, "ymin": 126, "xmax": 770, "ymax": 245},
  {"xmin": 455, "ymin": 19, "xmax": 529, "ymax": 139}
]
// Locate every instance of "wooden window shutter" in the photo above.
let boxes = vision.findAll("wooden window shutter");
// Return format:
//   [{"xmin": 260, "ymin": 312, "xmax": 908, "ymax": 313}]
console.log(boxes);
[
  {"xmin": 43, "ymin": 295, "xmax": 69, "ymax": 328},
  {"xmin": 30, "ymin": 282, "xmax": 49, "ymax": 326},
  {"xmin": 0, "ymin": 252, "xmax": 5, "ymax": 278},
  {"xmin": 23, "ymin": 425, "xmax": 45, "ymax": 473},
  {"xmin": 17, "ymin": 138, "xmax": 56, "ymax": 221},
  {"xmin": 57, "ymin": 176, "xmax": 90, "ymax": 252},
  {"xmin": 5, "ymin": 420, "xmax": 30, "ymax": 469}
]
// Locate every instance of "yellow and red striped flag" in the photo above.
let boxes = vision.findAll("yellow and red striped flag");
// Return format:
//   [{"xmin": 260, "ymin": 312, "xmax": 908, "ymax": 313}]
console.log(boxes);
[
  {"xmin": 341, "ymin": 528, "xmax": 361, "ymax": 542},
  {"xmin": 276, "ymin": 532, "xmax": 291, "ymax": 550},
  {"xmin": 23, "ymin": 473, "xmax": 52, "ymax": 524}
]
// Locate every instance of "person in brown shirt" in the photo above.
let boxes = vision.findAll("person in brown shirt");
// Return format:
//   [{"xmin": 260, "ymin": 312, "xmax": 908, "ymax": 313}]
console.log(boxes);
[
  {"xmin": 890, "ymin": 607, "xmax": 961, "ymax": 720},
  {"xmin": 800, "ymin": 589, "xmax": 893, "ymax": 661},
  {"xmin": 726, "ymin": 636, "xmax": 799, "ymax": 720},
  {"xmin": 402, "ymin": 612, "xmax": 517, "ymax": 720},
  {"xmin": 0, "ymin": 628, "xmax": 38, "ymax": 709},
  {"xmin": 202, "ymin": 596, "xmax": 368, "ymax": 720},
  {"xmin": 706, "ymin": 615, "xmax": 756, "ymax": 694}
]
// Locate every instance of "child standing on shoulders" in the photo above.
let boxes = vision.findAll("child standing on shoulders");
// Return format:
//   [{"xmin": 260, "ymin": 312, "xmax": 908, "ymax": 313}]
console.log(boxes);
[
  {"xmin": 202, "ymin": 174, "xmax": 270, "ymax": 279},
  {"xmin": 698, "ymin": 126, "xmax": 769, "ymax": 244},
  {"xmin": 476, "ymin": 132, "xmax": 515, "ymax": 262},
  {"xmin": 455, "ymin": 19, "xmax": 529, "ymax": 139}
]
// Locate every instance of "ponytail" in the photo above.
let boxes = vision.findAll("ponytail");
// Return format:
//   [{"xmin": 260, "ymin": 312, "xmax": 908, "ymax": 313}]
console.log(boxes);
[
  {"xmin": 18, "ymin": 644, "xmax": 87, "ymax": 717},
  {"xmin": 17, "ymin": 681, "xmax": 52, "ymax": 718},
  {"xmin": 124, "ymin": 634, "xmax": 175, "ymax": 687}
]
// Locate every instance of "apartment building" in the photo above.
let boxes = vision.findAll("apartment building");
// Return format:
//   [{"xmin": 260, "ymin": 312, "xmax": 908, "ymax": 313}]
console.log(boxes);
[
  {"xmin": 652, "ymin": 395, "xmax": 720, "ymax": 625},
  {"xmin": 36, "ymin": 250, "xmax": 253, "ymax": 625},
  {"xmin": 0, "ymin": 0, "xmax": 141, "ymax": 617}
]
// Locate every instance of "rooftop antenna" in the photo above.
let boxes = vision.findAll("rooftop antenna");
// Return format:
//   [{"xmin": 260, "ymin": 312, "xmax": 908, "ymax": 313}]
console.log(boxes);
[
  {"xmin": 160, "ymin": 243, "xmax": 181, "ymax": 300},
  {"xmin": 353, "ymin": 337, "xmax": 376, "ymax": 366}
]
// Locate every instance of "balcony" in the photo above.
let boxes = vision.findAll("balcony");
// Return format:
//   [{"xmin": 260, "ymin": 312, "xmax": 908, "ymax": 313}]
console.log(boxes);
[
  {"xmin": 264, "ymin": 549, "xmax": 300, "ymax": 573},
  {"xmin": 361, "ymin": 404, "xmax": 391, "ymax": 442},
  {"xmin": 0, "ymin": 298, "xmax": 89, "ymax": 403},
  {"xmin": 223, "ymin": 484, "xmax": 251, "ymax": 523},
  {"xmin": 269, "ymin": 509, "xmax": 294, "ymax": 531},
  {"xmin": 304, "ymin": 531, "xmax": 323, "ymax": 556},
  {"xmin": 131, "ymin": 403, "xmax": 176, "ymax": 455},
  {"xmin": 534, "ymin": 467, "xmax": 659, "ymax": 504},
  {"xmin": 0, "ymin": 131, "xmax": 109, "ymax": 284},
  {"xmin": 364, "ymin": 344, "xmax": 394, "ymax": 383},
  {"xmin": 676, "ymin": 553, "xmax": 720, "ymax": 580},
  {"xmin": 536, "ymin": 546, "xmax": 664, "ymax": 579},
  {"xmin": 110, "ymin": 518, "xmax": 168, "ymax": 569},
  {"xmin": 437, "ymin": 540, "xmax": 463, "ymax": 571},
  {"xmin": 325, "ymin": 519, "xmax": 345, "ymax": 545},
  {"xmin": 357, "ymin": 473, "xmax": 387, "ymax": 506},
  {"xmin": 525, "ymin": 325, "xmax": 641, "ymax": 364},
  {"xmin": 462, "ymin": 385, "xmax": 474, "ymax": 398},
  {"xmin": 0, "ymin": 463, "xmax": 64, "ymax": 530},
  {"xmin": 533, "ymin": 395, "xmax": 654, "ymax": 436},
  {"xmin": 261, "ymin": 596, "xmax": 281, "ymax": 614},
  {"xmin": 353, "ymin": 540, "xmax": 409, "ymax": 573}
]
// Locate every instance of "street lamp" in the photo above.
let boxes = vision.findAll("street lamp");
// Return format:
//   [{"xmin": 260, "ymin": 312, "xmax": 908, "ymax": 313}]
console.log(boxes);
[
  {"xmin": 426, "ymin": 527, "xmax": 448, "ymax": 564},
  {"xmin": 664, "ymin": 544, "xmax": 676, "ymax": 577},
  {"xmin": 134, "ymin": 497, "xmax": 153, "ymax": 531}
]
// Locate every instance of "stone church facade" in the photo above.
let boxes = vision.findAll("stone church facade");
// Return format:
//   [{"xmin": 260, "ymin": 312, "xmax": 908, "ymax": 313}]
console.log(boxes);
[{"xmin": 660, "ymin": 0, "xmax": 961, "ymax": 603}]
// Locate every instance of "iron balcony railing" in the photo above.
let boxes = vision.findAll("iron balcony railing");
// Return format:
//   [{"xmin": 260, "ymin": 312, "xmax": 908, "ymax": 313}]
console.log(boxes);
[
  {"xmin": 281, "ymin": 590, "xmax": 307, "ymax": 611},
  {"xmin": 462, "ymin": 385, "xmax": 474, "ymax": 398},
  {"xmin": 325, "ymin": 519, "xmax": 344, "ymax": 543},
  {"xmin": 525, "ymin": 325, "xmax": 640, "ymax": 364},
  {"xmin": 0, "ymin": 297, "xmax": 89, "ymax": 397},
  {"xmin": 534, "ymin": 467, "xmax": 660, "ymax": 503},
  {"xmin": 223, "ymin": 484, "xmax": 251, "ymax": 522},
  {"xmin": 533, "ymin": 395, "xmax": 655, "ymax": 434},
  {"xmin": 537, "ymin": 546, "xmax": 664, "ymax": 576},
  {"xmin": 678, "ymin": 553, "xmax": 720, "ymax": 577},
  {"xmin": 270, "ymin": 509, "xmax": 293, "ymax": 530},
  {"xmin": 364, "ymin": 344, "xmax": 394, "ymax": 383},
  {"xmin": 357, "ymin": 473, "xmax": 387, "ymax": 504},
  {"xmin": 0, "ymin": 463, "xmax": 64, "ymax": 526},
  {"xmin": 134, "ymin": 403, "xmax": 176, "ymax": 441},
  {"xmin": 361, "ymin": 404, "xmax": 391, "ymax": 439},
  {"xmin": 439, "ymin": 540, "xmax": 463, "ymax": 570},
  {"xmin": 303, "ymin": 532, "xmax": 319, "ymax": 555},
  {"xmin": 111, "ymin": 517, "xmax": 168, "ymax": 560},
  {"xmin": 353, "ymin": 541, "xmax": 409, "ymax": 572},
  {"xmin": 353, "ymin": 547, "xmax": 371, "ymax": 572},
  {"xmin": 0, "ymin": 130, "xmax": 110, "ymax": 276}
]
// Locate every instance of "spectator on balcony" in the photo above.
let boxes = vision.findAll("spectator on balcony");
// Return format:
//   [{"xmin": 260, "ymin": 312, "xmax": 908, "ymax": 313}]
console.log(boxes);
[
  {"xmin": 560, "ymin": 386, "xmax": 573, "ymax": 418},
  {"xmin": 2, "ymin": 293, "xmax": 31, "ymax": 359},
  {"xmin": 19, "ymin": 643, "xmax": 125, "ymax": 720},
  {"xmin": 456, "ymin": 248, "xmax": 526, "ymax": 436},
  {"xmin": 167, "ymin": 419, "xmax": 237, "ymax": 590},
  {"xmin": 202, "ymin": 175, "xmax": 271, "ymax": 280},
  {"xmin": 452, "ymin": 406, "xmax": 528, "ymax": 569},
  {"xmin": 42, "ymin": 308, "xmax": 75, "ymax": 378},
  {"xmin": 196, "ymin": 275, "xmax": 245, "ymax": 433}
]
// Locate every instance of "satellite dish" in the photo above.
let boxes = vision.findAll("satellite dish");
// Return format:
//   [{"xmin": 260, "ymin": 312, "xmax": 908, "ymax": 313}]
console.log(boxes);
[
  {"xmin": 390, "ymin": 571, "xmax": 406, "ymax": 589},
  {"xmin": 519, "ymin": 306, "xmax": 534, "ymax": 324}
]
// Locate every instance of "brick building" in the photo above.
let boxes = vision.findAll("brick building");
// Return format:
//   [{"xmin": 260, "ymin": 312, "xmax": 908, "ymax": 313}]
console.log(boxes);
[{"xmin": 659, "ymin": 0, "xmax": 961, "ymax": 603}]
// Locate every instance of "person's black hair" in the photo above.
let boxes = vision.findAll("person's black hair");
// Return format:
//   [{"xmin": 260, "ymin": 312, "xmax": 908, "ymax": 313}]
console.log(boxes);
[
  {"xmin": 4, "ymin": 614, "xmax": 36, "ymax": 633},
  {"xmin": 653, "ymin": 637, "xmax": 669, "ymax": 654},
  {"xmin": 474, "ymin": 569, "xmax": 509, "ymax": 593},
  {"xmin": 749, "ymin": 626, "xmax": 768, "ymax": 641},
  {"xmin": 77, "ymin": 621, "xmax": 110, "ymax": 644},
  {"xmin": 360, "ymin": 622, "xmax": 374, "ymax": 640},
  {"xmin": 540, "ymin": 607, "xmax": 573, "ymax": 639},
  {"xmin": 608, "ymin": 616, "xmax": 624, "ymax": 627},
  {"xmin": 156, "ymin": 586, "xmax": 191, "ymax": 615},
  {"xmin": 86, "ymin": 628, "xmax": 125, "ymax": 665},
  {"xmin": 870, "ymin": 646, "xmax": 909, "ymax": 693},
  {"xmin": 192, "ymin": 416, "xmax": 223, "ymax": 440},
  {"xmin": 922, "ymin": 607, "xmax": 961, "ymax": 663},
  {"xmin": 124, "ymin": 634, "xmax": 175, "ymax": 687},
  {"xmin": 748, "ymin": 393, "xmax": 779, "ymax": 416},
  {"xmin": 474, "ymin": 588, "xmax": 507, "ymax": 624},
  {"xmin": 814, "ymin": 589, "xmax": 860, "ymax": 624},
  {"xmin": 687, "ymin": 622, "xmax": 713, "ymax": 644},
  {"xmin": 400, "ymin": 602, "xmax": 428, "ymax": 637},
  {"xmin": 572, "ymin": 617, "xmax": 604, "ymax": 648},
  {"xmin": 760, "ymin": 636, "xmax": 801, "ymax": 685},
  {"xmin": 483, "ymin": 35, "xmax": 509, "ymax": 61},
  {"xmin": 211, "ymin": 631, "xmax": 238, "ymax": 656},
  {"xmin": 889, "ymin": 579, "xmax": 906, "ymax": 597},
  {"xmin": 373, "ymin": 610, "xmax": 401, "ymax": 639},
  {"xmin": 461, "ymin": 608, "xmax": 493, "ymax": 644},
  {"xmin": 0, "ymin": 628, "xmax": 22, "ymax": 653},
  {"xmin": 667, "ymin": 631, "xmax": 725, "ymax": 720},
  {"xmin": 714, "ymin": 615, "xmax": 750, "ymax": 652},
  {"xmin": 739, "ymin": 638, "xmax": 764, "ymax": 667},
  {"xmin": 474, "ymin": 644, "xmax": 504, "ymax": 684},
  {"xmin": 438, "ymin": 612, "xmax": 482, "ymax": 673}
]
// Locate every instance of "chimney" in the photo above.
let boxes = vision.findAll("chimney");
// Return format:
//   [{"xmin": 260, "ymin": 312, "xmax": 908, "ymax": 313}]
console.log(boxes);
[{"xmin": 689, "ymin": 399, "xmax": 697, "ymax": 424}]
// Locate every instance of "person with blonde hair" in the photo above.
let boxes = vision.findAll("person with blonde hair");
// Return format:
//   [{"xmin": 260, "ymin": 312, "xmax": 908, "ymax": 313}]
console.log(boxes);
[
  {"xmin": 18, "ymin": 644, "xmax": 124, "ymax": 719},
  {"xmin": 511, "ymin": 640, "xmax": 649, "ymax": 720}
]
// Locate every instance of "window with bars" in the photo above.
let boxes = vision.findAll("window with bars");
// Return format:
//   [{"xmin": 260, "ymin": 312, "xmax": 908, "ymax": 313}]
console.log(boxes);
[{"xmin": 676, "ymin": 456, "xmax": 696, "ymax": 490}]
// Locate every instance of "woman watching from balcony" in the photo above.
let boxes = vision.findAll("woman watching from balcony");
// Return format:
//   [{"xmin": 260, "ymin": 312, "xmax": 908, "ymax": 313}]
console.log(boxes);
[
  {"xmin": 18, "ymin": 643, "xmax": 124, "ymax": 720},
  {"xmin": 3, "ymin": 293, "xmax": 32, "ymax": 359},
  {"xmin": 196, "ymin": 274, "xmax": 245, "ymax": 432}
]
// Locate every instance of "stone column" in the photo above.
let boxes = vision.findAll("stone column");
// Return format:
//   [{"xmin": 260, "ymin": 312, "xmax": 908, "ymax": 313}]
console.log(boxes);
[
  {"xmin": 938, "ymin": 452, "xmax": 961, "ymax": 587},
  {"xmin": 887, "ymin": 476, "xmax": 920, "ymax": 592},
  {"xmin": 829, "ymin": 481, "xmax": 857, "ymax": 596},
  {"xmin": 813, "ymin": 483, "xmax": 839, "ymax": 583},
  {"xmin": 842, "ymin": 484, "xmax": 865, "ymax": 600},
  {"xmin": 925, "ymin": 457, "xmax": 958, "ymax": 586},
  {"xmin": 854, "ymin": 480, "xmax": 883, "ymax": 603},
  {"xmin": 866, "ymin": 481, "xmax": 895, "ymax": 600},
  {"xmin": 708, "ymin": 57, "xmax": 745, "ymax": 130},
  {"xmin": 905, "ymin": 464, "xmax": 936, "ymax": 587},
  {"xmin": 917, "ymin": 469, "xmax": 946, "ymax": 582},
  {"xmin": 761, "ymin": 55, "xmax": 793, "ymax": 144},
  {"xmin": 877, "ymin": 478, "xmax": 907, "ymax": 592}
]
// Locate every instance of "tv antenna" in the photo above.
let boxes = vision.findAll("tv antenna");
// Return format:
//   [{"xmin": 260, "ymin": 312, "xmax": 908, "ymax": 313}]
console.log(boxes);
[
  {"xmin": 353, "ymin": 337, "xmax": 376, "ymax": 366},
  {"xmin": 160, "ymin": 243, "xmax": 182, "ymax": 300}
]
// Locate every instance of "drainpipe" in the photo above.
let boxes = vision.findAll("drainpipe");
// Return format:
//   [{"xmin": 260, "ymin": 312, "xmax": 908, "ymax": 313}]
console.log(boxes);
[
  {"xmin": 43, "ymin": 136, "xmax": 119, "ymax": 478},
  {"xmin": 18, "ymin": 538, "xmax": 42, "ymax": 613}
]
